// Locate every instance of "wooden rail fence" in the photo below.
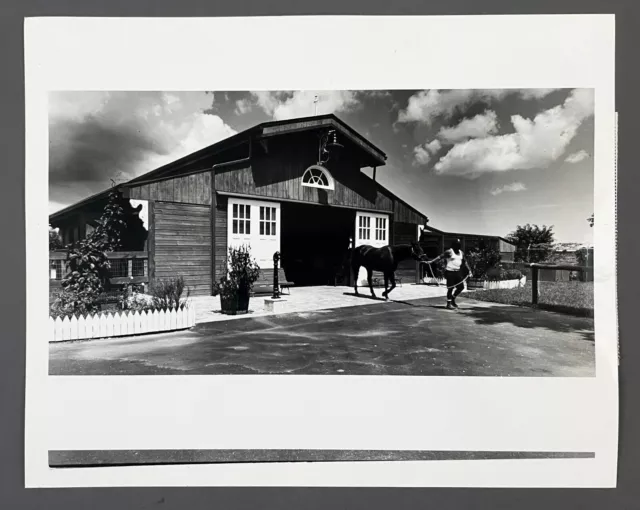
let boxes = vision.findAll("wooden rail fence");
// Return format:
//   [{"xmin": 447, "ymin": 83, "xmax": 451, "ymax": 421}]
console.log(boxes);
[
  {"xmin": 530, "ymin": 263, "xmax": 590, "ymax": 305},
  {"xmin": 49, "ymin": 305, "xmax": 196, "ymax": 342}
]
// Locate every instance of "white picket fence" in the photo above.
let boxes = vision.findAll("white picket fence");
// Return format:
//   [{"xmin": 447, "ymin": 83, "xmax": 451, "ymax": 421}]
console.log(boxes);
[
  {"xmin": 421, "ymin": 276, "xmax": 527, "ymax": 290},
  {"xmin": 49, "ymin": 305, "xmax": 196, "ymax": 342}
]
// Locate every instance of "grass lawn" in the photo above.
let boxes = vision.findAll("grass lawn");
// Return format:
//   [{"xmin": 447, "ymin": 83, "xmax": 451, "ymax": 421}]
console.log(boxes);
[{"xmin": 465, "ymin": 281, "xmax": 594, "ymax": 317}]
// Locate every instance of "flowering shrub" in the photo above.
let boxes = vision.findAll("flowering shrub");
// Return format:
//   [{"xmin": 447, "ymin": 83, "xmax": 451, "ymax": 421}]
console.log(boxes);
[
  {"xmin": 466, "ymin": 245, "xmax": 501, "ymax": 280},
  {"xmin": 51, "ymin": 190, "xmax": 126, "ymax": 317},
  {"xmin": 212, "ymin": 246, "xmax": 261, "ymax": 297},
  {"xmin": 485, "ymin": 268, "xmax": 523, "ymax": 281}
]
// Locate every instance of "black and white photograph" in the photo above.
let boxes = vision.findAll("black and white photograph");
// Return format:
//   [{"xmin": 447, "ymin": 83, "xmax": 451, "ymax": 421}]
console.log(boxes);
[
  {"xmin": 25, "ymin": 15, "xmax": 618, "ymax": 488},
  {"xmin": 48, "ymin": 88, "xmax": 597, "ymax": 378}
]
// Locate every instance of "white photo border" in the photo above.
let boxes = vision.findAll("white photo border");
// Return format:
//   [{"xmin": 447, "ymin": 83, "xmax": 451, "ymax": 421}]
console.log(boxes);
[{"xmin": 25, "ymin": 15, "xmax": 617, "ymax": 487}]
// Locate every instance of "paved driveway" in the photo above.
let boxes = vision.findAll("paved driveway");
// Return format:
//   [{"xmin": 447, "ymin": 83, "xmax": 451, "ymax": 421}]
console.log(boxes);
[{"xmin": 50, "ymin": 296, "xmax": 595, "ymax": 376}]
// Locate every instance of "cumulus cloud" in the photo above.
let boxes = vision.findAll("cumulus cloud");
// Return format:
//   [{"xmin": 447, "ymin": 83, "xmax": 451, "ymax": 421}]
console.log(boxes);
[
  {"xmin": 426, "ymin": 139, "xmax": 442, "ymax": 154},
  {"xmin": 397, "ymin": 89, "xmax": 559, "ymax": 125},
  {"xmin": 49, "ymin": 91, "xmax": 236, "ymax": 210},
  {"xmin": 437, "ymin": 110, "xmax": 499, "ymax": 143},
  {"xmin": 432, "ymin": 88, "xmax": 594, "ymax": 178},
  {"xmin": 234, "ymin": 98, "xmax": 252, "ymax": 115},
  {"xmin": 250, "ymin": 90, "xmax": 362, "ymax": 120},
  {"xmin": 565, "ymin": 149, "xmax": 590, "ymax": 163},
  {"xmin": 413, "ymin": 145, "xmax": 432, "ymax": 166},
  {"xmin": 490, "ymin": 182, "xmax": 527, "ymax": 196}
]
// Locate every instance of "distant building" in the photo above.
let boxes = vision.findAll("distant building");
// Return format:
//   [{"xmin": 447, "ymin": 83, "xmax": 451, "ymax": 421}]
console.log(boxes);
[{"xmin": 418, "ymin": 225, "xmax": 516, "ymax": 261}]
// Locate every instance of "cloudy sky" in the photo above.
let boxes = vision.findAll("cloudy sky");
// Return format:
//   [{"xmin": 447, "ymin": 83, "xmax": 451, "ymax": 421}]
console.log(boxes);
[{"xmin": 49, "ymin": 88, "xmax": 594, "ymax": 243}]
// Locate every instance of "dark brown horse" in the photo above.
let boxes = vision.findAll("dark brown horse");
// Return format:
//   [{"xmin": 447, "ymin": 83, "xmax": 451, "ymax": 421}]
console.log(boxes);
[{"xmin": 351, "ymin": 242, "xmax": 426, "ymax": 299}]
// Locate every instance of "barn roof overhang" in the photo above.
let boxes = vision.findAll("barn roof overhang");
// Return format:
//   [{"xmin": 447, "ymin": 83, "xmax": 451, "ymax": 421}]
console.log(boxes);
[
  {"xmin": 50, "ymin": 114, "xmax": 387, "ymax": 223},
  {"xmin": 256, "ymin": 114, "xmax": 387, "ymax": 168}
]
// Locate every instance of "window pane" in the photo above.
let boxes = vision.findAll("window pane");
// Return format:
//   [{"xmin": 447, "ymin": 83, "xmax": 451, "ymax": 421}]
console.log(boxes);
[
  {"xmin": 260, "ymin": 207, "xmax": 264, "ymax": 220},
  {"xmin": 233, "ymin": 203, "xmax": 238, "ymax": 218},
  {"xmin": 265, "ymin": 222, "xmax": 270, "ymax": 235},
  {"xmin": 260, "ymin": 222, "xmax": 264, "ymax": 235},
  {"xmin": 239, "ymin": 221, "xmax": 244, "ymax": 234},
  {"xmin": 246, "ymin": 206, "xmax": 251, "ymax": 219},
  {"xmin": 272, "ymin": 222, "xmax": 276, "ymax": 235},
  {"xmin": 233, "ymin": 220, "xmax": 238, "ymax": 234},
  {"xmin": 246, "ymin": 221, "xmax": 251, "ymax": 235},
  {"xmin": 271, "ymin": 208, "xmax": 276, "ymax": 220}
]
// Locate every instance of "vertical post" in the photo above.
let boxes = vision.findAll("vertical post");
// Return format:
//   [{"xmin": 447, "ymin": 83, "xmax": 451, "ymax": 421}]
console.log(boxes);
[
  {"xmin": 531, "ymin": 265, "xmax": 539, "ymax": 305},
  {"xmin": 272, "ymin": 251, "xmax": 281, "ymax": 299},
  {"xmin": 147, "ymin": 201, "xmax": 155, "ymax": 289}
]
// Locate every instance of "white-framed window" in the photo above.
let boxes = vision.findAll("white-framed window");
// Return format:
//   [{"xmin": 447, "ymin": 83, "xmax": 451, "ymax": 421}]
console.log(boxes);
[
  {"xmin": 375, "ymin": 217, "xmax": 387, "ymax": 241},
  {"xmin": 259, "ymin": 206, "xmax": 277, "ymax": 236},
  {"xmin": 301, "ymin": 165, "xmax": 335, "ymax": 190},
  {"xmin": 232, "ymin": 202, "xmax": 251, "ymax": 235},
  {"xmin": 358, "ymin": 215, "xmax": 371, "ymax": 241}
]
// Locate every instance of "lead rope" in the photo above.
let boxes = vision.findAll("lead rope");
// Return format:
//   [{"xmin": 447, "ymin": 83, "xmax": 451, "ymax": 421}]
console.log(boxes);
[{"xmin": 420, "ymin": 260, "xmax": 471, "ymax": 290}]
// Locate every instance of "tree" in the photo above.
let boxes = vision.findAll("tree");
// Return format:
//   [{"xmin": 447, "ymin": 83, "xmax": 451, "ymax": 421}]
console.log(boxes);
[
  {"xmin": 506, "ymin": 224, "xmax": 555, "ymax": 263},
  {"xmin": 588, "ymin": 214, "xmax": 594, "ymax": 228},
  {"xmin": 51, "ymin": 190, "xmax": 127, "ymax": 316},
  {"xmin": 49, "ymin": 225, "xmax": 63, "ymax": 250},
  {"xmin": 466, "ymin": 244, "xmax": 501, "ymax": 280}
]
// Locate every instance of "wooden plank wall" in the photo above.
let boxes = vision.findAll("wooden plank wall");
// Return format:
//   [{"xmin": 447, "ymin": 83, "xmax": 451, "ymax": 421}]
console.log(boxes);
[
  {"xmin": 213, "ymin": 195, "xmax": 228, "ymax": 282},
  {"xmin": 215, "ymin": 165, "xmax": 394, "ymax": 212},
  {"xmin": 154, "ymin": 202, "xmax": 212, "ymax": 296},
  {"xmin": 394, "ymin": 199, "xmax": 426, "ymax": 225},
  {"xmin": 393, "ymin": 221, "xmax": 419, "ymax": 282},
  {"xmin": 129, "ymin": 172, "xmax": 212, "ymax": 205}
]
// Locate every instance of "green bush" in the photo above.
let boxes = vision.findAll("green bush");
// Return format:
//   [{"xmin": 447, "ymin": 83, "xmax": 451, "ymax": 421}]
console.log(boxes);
[
  {"xmin": 466, "ymin": 245, "xmax": 501, "ymax": 280},
  {"xmin": 213, "ymin": 245, "xmax": 261, "ymax": 297},
  {"xmin": 147, "ymin": 276, "xmax": 191, "ymax": 311},
  {"xmin": 51, "ymin": 190, "xmax": 126, "ymax": 316}
]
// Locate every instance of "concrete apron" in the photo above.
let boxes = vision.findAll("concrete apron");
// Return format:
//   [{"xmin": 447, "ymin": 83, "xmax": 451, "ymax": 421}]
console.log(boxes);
[{"xmin": 191, "ymin": 284, "xmax": 449, "ymax": 324}]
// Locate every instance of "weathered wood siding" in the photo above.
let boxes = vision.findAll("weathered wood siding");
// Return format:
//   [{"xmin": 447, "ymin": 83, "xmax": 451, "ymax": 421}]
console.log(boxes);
[
  {"xmin": 154, "ymin": 202, "xmax": 211, "ymax": 296},
  {"xmin": 129, "ymin": 172, "xmax": 212, "ymax": 205},
  {"xmin": 215, "ymin": 134, "xmax": 393, "ymax": 212},
  {"xmin": 213, "ymin": 195, "xmax": 228, "ymax": 282},
  {"xmin": 393, "ymin": 199, "xmax": 427, "ymax": 225},
  {"xmin": 393, "ymin": 221, "xmax": 418, "ymax": 282}
]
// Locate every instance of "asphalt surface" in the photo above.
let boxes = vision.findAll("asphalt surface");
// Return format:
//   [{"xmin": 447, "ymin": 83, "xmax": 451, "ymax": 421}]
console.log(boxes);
[{"xmin": 49, "ymin": 296, "xmax": 595, "ymax": 376}]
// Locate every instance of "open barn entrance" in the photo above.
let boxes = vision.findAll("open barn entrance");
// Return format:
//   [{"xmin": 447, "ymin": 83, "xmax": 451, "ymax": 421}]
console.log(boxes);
[{"xmin": 280, "ymin": 203, "xmax": 354, "ymax": 287}]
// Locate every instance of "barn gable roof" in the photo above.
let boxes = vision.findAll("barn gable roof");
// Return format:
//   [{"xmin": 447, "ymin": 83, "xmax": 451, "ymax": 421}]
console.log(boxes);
[{"xmin": 50, "ymin": 114, "xmax": 397, "ymax": 222}]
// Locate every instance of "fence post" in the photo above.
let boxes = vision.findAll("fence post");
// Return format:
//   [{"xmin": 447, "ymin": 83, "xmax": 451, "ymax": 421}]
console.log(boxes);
[{"xmin": 531, "ymin": 265, "xmax": 539, "ymax": 305}]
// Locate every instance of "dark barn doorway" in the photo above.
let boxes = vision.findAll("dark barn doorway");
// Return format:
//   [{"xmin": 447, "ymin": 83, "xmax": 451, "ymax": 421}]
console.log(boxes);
[{"xmin": 280, "ymin": 203, "xmax": 354, "ymax": 287}]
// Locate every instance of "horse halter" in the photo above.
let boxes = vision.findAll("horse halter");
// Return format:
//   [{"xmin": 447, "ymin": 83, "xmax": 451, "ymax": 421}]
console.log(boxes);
[{"xmin": 410, "ymin": 244, "xmax": 424, "ymax": 261}]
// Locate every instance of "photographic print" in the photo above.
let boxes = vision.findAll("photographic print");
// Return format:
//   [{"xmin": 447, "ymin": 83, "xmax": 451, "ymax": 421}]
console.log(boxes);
[
  {"xmin": 25, "ymin": 15, "xmax": 618, "ymax": 488},
  {"xmin": 47, "ymin": 88, "xmax": 596, "ymax": 378}
]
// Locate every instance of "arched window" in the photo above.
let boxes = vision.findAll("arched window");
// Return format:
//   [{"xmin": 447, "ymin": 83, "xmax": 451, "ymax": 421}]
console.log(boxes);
[{"xmin": 301, "ymin": 165, "xmax": 335, "ymax": 190}]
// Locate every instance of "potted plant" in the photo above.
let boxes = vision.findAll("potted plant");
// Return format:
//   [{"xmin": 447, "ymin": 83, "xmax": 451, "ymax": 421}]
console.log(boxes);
[{"xmin": 213, "ymin": 246, "xmax": 261, "ymax": 315}]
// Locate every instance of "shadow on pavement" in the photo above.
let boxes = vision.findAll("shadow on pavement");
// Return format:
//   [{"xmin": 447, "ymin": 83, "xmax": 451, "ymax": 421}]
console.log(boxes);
[{"xmin": 461, "ymin": 302, "xmax": 595, "ymax": 342}]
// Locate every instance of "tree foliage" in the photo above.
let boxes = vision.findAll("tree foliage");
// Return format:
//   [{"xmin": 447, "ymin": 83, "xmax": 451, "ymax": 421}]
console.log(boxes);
[
  {"xmin": 506, "ymin": 224, "xmax": 555, "ymax": 263},
  {"xmin": 588, "ymin": 213, "xmax": 594, "ymax": 228},
  {"xmin": 466, "ymin": 244, "xmax": 502, "ymax": 280},
  {"xmin": 49, "ymin": 225, "xmax": 63, "ymax": 250},
  {"xmin": 51, "ymin": 190, "xmax": 127, "ymax": 316}
]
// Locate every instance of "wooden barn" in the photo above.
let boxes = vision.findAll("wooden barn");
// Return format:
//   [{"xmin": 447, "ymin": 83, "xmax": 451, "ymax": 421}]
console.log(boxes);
[{"xmin": 49, "ymin": 114, "xmax": 428, "ymax": 296}]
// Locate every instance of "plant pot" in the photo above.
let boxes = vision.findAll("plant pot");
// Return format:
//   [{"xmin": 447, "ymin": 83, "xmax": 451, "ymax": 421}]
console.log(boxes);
[{"xmin": 219, "ymin": 287, "xmax": 251, "ymax": 315}]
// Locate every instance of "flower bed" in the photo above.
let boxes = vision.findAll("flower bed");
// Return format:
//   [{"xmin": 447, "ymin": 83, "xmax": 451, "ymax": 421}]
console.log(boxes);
[{"xmin": 49, "ymin": 304, "xmax": 196, "ymax": 342}]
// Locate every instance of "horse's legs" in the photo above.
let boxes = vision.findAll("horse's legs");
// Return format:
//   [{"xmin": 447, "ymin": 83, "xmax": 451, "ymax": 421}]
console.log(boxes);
[
  {"xmin": 352, "ymin": 262, "xmax": 360, "ymax": 295},
  {"xmin": 386, "ymin": 273, "xmax": 397, "ymax": 297},
  {"xmin": 367, "ymin": 269, "xmax": 376, "ymax": 298},
  {"xmin": 382, "ymin": 274, "xmax": 389, "ymax": 299}
]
